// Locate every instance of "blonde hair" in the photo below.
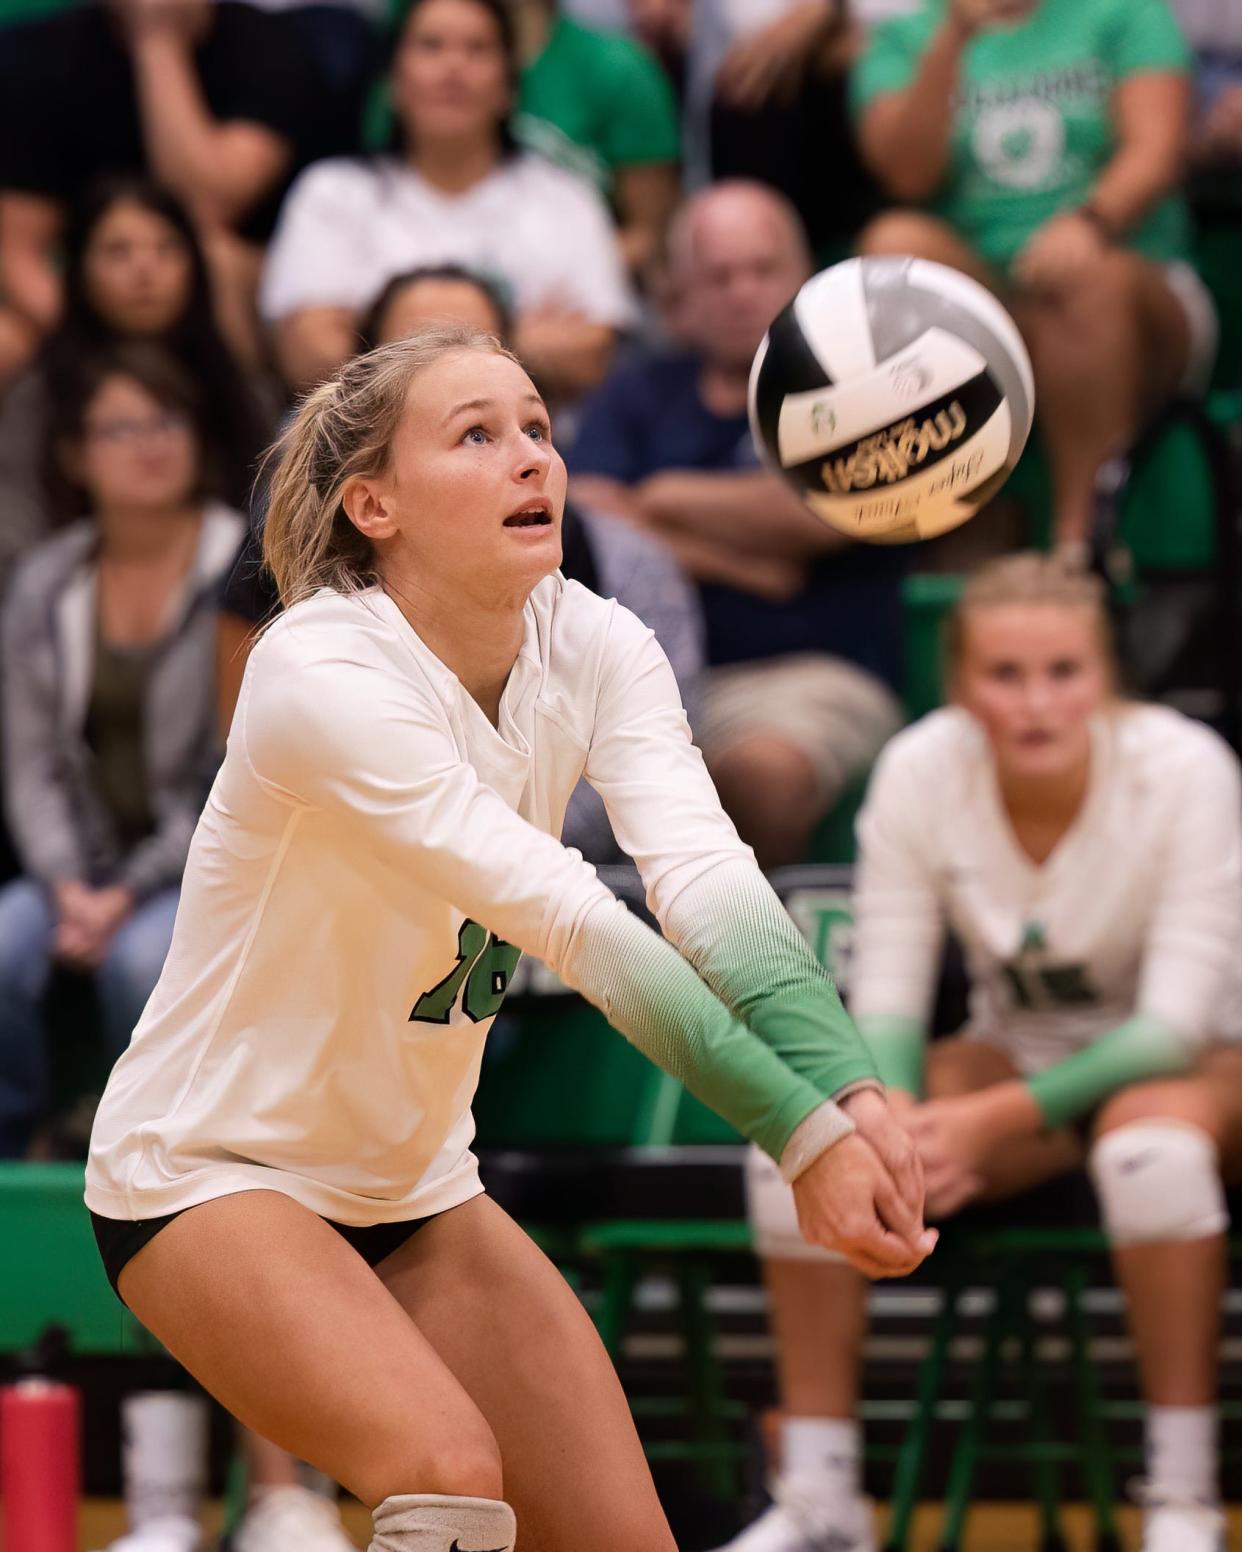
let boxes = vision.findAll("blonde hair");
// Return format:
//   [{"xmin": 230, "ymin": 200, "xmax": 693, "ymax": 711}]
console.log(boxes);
[
  {"xmin": 262, "ymin": 324, "xmax": 514, "ymax": 608},
  {"xmin": 945, "ymin": 551, "xmax": 1115, "ymax": 678}
]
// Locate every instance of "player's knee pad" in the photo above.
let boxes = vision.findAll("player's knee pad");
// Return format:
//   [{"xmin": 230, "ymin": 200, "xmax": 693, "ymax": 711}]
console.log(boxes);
[
  {"xmin": 370, "ymin": 1494, "xmax": 515, "ymax": 1552},
  {"xmin": 1088, "ymin": 1121, "xmax": 1229, "ymax": 1247},
  {"xmin": 746, "ymin": 1144, "xmax": 847, "ymax": 1264}
]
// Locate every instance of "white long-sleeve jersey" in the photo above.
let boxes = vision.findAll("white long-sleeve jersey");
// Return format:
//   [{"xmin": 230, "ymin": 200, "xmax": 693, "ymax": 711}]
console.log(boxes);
[
  {"xmin": 87, "ymin": 578, "xmax": 874, "ymax": 1224},
  {"xmin": 850, "ymin": 704, "xmax": 1242, "ymax": 1077}
]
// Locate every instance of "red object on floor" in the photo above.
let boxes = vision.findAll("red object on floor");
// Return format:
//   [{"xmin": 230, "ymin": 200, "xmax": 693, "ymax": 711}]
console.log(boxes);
[{"xmin": 1, "ymin": 1379, "xmax": 80, "ymax": 1552}]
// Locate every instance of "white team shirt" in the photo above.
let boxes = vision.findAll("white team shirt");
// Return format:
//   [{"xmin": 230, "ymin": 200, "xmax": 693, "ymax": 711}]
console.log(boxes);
[
  {"xmin": 849, "ymin": 704, "xmax": 1242, "ymax": 1073},
  {"xmin": 258, "ymin": 155, "xmax": 638, "ymax": 329},
  {"xmin": 86, "ymin": 577, "xmax": 753, "ymax": 1224}
]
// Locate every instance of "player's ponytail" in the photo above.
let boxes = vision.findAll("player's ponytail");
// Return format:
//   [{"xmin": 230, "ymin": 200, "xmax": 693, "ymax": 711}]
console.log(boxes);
[{"xmin": 262, "ymin": 324, "xmax": 513, "ymax": 608}]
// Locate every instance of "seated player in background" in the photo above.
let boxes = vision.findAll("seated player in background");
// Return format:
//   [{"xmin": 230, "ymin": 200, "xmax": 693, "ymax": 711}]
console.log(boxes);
[
  {"xmin": 86, "ymin": 324, "xmax": 934, "ymax": 1552},
  {"xmin": 853, "ymin": 0, "xmax": 1217, "ymax": 556},
  {"xmin": 726, "ymin": 553, "xmax": 1242, "ymax": 1552},
  {"xmin": 220, "ymin": 263, "xmax": 703, "ymax": 864},
  {"xmin": 569, "ymin": 180, "xmax": 903, "ymax": 870},
  {"xmin": 0, "ymin": 341, "xmax": 243, "ymax": 1160},
  {"xmin": 258, "ymin": 0, "xmax": 636, "ymax": 400}
]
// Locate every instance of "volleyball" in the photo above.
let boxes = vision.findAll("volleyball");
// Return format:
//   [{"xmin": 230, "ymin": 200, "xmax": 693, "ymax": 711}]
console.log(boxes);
[{"xmin": 749, "ymin": 256, "xmax": 1035, "ymax": 544}]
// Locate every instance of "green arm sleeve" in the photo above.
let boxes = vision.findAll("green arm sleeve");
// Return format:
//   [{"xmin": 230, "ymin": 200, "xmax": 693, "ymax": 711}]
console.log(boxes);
[
  {"xmin": 1025, "ymin": 1015, "xmax": 1192, "ymax": 1129},
  {"xmin": 857, "ymin": 1014, "xmax": 926, "ymax": 1097},
  {"xmin": 568, "ymin": 898, "xmax": 843, "ymax": 1161},
  {"xmin": 661, "ymin": 862, "xmax": 880, "ymax": 1102}
]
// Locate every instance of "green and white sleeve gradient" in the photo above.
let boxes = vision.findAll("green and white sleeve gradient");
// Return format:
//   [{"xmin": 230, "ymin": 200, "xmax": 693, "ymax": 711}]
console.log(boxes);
[
  {"xmin": 1025, "ymin": 1015, "xmax": 1192, "ymax": 1128},
  {"xmin": 560, "ymin": 866, "xmax": 877, "ymax": 1165},
  {"xmin": 661, "ymin": 861, "xmax": 880, "ymax": 1101}
]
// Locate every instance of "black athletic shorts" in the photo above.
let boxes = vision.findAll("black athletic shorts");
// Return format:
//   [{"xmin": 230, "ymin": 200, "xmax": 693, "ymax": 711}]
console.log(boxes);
[{"xmin": 91, "ymin": 1204, "xmax": 435, "ymax": 1303}]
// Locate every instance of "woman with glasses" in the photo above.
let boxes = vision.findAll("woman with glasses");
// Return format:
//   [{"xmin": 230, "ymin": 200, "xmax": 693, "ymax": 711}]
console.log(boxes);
[{"xmin": 0, "ymin": 339, "xmax": 243, "ymax": 1159}]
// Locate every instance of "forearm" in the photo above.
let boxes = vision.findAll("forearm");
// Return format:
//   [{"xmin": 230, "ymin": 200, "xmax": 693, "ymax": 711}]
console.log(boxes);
[
  {"xmin": 860, "ymin": 19, "xmax": 968, "ymax": 200},
  {"xmin": 0, "ymin": 237, "xmax": 61, "ymax": 332},
  {"xmin": 514, "ymin": 317, "xmax": 617, "ymax": 399},
  {"xmin": 130, "ymin": 33, "xmax": 227, "ymax": 219},
  {"xmin": 640, "ymin": 471, "xmax": 846, "ymax": 559},
  {"xmin": 1025, "ymin": 1015, "xmax": 1192, "ymax": 1129},
  {"xmin": 660, "ymin": 858, "xmax": 880, "ymax": 1100},
  {"xmin": 274, "ymin": 310, "xmax": 357, "ymax": 395},
  {"xmin": 563, "ymin": 893, "xmax": 854, "ymax": 1162},
  {"xmin": 1085, "ymin": 143, "xmax": 1185, "ymax": 239},
  {"xmin": 647, "ymin": 526, "xmax": 807, "ymax": 600}
]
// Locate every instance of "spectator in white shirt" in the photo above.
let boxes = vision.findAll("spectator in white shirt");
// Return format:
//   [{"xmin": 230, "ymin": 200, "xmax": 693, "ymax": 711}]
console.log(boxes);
[{"xmin": 259, "ymin": 0, "xmax": 637, "ymax": 399}]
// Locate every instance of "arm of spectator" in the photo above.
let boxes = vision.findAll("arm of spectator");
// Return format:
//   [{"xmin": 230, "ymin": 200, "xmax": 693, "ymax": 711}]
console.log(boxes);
[
  {"xmin": 1198, "ymin": 83, "xmax": 1242, "ymax": 164},
  {"xmin": 513, "ymin": 308, "xmax": 618, "ymax": 400},
  {"xmin": 635, "ymin": 470, "xmax": 849, "ymax": 559},
  {"xmin": 855, "ymin": 10, "xmax": 973, "ymax": 201},
  {"xmin": 0, "ymin": 191, "xmax": 63, "ymax": 334},
  {"xmin": 117, "ymin": 799, "xmax": 201, "ymax": 902},
  {"xmin": 121, "ymin": 1, "xmax": 291, "ymax": 230},
  {"xmin": 614, "ymin": 162, "xmax": 680, "ymax": 277},
  {"xmin": 1086, "ymin": 71, "xmax": 1191, "ymax": 237},
  {"xmin": 855, "ymin": 0, "xmax": 1031, "ymax": 200},
  {"xmin": 273, "ymin": 306, "xmax": 359, "ymax": 395},
  {"xmin": 0, "ymin": 563, "xmax": 89, "ymax": 885},
  {"xmin": 715, "ymin": 0, "xmax": 843, "ymax": 112},
  {"xmin": 639, "ymin": 526, "xmax": 808, "ymax": 600}
]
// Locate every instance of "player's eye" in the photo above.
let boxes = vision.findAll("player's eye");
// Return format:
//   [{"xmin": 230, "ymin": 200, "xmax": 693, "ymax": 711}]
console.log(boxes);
[
  {"xmin": 525, "ymin": 420, "xmax": 550, "ymax": 442},
  {"xmin": 989, "ymin": 662, "xmax": 1020, "ymax": 683},
  {"xmin": 1050, "ymin": 659, "xmax": 1082, "ymax": 680},
  {"xmin": 461, "ymin": 425, "xmax": 489, "ymax": 445}
]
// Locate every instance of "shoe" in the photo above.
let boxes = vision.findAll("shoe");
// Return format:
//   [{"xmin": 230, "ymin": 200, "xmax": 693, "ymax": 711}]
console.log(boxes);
[
  {"xmin": 233, "ymin": 1486, "xmax": 357, "ymax": 1552},
  {"xmin": 709, "ymin": 1477, "xmax": 876, "ymax": 1552},
  {"xmin": 1140, "ymin": 1498, "xmax": 1226, "ymax": 1552},
  {"xmin": 93, "ymin": 1514, "xmax": 202, "ymax": 1552}
]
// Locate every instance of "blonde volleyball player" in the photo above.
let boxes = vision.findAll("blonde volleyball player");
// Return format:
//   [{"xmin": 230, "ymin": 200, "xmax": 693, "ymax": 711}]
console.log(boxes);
[
  {"xmin": 84, "ymin": 326, "xmax": 935, "ymax": 1552},
  {"xmin": 725, "ymin": 554, "xmax": 1242, "ymax": 1552}
]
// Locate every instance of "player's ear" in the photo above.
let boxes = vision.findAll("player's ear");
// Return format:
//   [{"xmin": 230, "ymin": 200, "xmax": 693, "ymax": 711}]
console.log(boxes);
[{"xmin": 342, "ymin": 476, "xmax": 399, "ymax": 541}]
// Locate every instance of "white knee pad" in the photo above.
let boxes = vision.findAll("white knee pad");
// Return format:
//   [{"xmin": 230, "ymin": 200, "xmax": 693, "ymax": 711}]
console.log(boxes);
[
  {"xmin": 746, "ymin": 1144, "xmax": 846, "ymax": 1264},
  {"xmin": 1089, "ymin": 1121, "xmax": 1229, "ymax": 1247}
]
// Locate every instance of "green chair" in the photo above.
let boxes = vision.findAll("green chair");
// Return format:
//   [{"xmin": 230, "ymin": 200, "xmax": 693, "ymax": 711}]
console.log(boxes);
[
  {"xmin": 901, "ymin": 573, "xmax": 965, "ymax": 721},
  {"xmin": 883, "ymin": 1220, "xmax": 1123, "ymax": 1552},
  {"xmin": 0, "ymin": 1162, "xmax": 144, "ymax": 1354}
]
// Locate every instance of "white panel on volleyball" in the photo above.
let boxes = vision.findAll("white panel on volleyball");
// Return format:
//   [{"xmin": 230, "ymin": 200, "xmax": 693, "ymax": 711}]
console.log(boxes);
[
  {"xmin": 803, "ymin": 402, "xmax": 1014, "ymax": 542},
  {"xmin": 793, "ymin": 261, "xmax": 877, "ymax": 381},
  {"xmin": 909, "ymin": 260, "xmax": 1035, "ymax": 414},
  {"xmin": 775, "ymin": 329, "xmax": 989, "ymax": 469}
]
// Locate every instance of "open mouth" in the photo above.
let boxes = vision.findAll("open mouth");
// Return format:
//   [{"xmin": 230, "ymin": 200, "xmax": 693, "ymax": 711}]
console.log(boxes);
[{"xmin": 503, "ymin": 504, "xmax": 552, "ymax": 528}]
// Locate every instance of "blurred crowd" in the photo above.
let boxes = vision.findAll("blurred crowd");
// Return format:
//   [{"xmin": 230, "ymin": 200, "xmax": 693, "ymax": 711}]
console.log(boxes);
[{"xmin": 1, "ymin": 0, "xmax": 1242, "ymax": 1546}]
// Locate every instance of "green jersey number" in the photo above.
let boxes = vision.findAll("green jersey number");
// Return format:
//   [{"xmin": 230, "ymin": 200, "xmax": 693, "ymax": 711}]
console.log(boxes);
[
  {"xmin": 410, "ymin": 919, "xmax": 521, "ymax": 1025},
  {"xmin": 1001, "ymin": 958, "xmax": 1097, "ymax": 1011}
]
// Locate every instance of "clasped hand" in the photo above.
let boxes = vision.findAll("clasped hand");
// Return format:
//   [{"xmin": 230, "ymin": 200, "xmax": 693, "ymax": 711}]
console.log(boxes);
[{"xmin": 791, "ymin": 1088, "xmax": 938, "ymax": 1279}]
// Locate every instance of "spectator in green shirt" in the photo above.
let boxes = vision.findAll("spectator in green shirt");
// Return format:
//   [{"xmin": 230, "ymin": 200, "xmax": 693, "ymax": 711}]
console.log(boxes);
[
  {"xmin": 852, "ymin": 0, "xmax": 1217, "ymax": 556},
  {"xmin": 513, "ymin": 0, "xmax": 681, "ymax": 275}
]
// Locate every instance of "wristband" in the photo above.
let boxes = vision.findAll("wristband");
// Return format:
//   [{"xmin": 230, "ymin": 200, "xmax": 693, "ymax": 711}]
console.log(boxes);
[{"xmin": 778, "ymin": 1098, "xmax": 857, "ymax": 1183}]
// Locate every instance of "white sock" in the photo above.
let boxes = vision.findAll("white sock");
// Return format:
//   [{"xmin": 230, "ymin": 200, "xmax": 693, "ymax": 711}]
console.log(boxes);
[
  {"xmin": 121, "ymin": 1392, "xmax": 207, "ymax": 1529},
  {"xmin": 368, "ymin": 1493, "xmax": 516, "ymax": 1551},
  {"xmin": 1145, "ymin": 1406, "xmax": 1219, "ymax": 1504},
  {"xmin": 780, "ymin": 1416, "xmax": 861, "ymax": 1494}
]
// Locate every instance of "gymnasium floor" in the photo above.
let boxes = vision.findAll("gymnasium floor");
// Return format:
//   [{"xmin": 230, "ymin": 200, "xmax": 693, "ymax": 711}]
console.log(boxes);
[{"xmin": 76, "ymin": 1500, "xmax": 1242, "ymax": 1550}]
